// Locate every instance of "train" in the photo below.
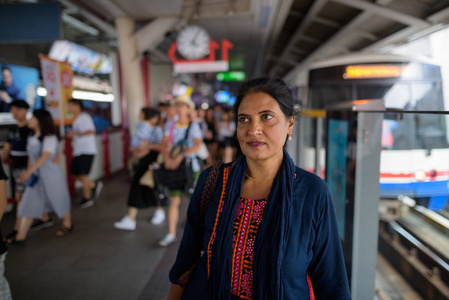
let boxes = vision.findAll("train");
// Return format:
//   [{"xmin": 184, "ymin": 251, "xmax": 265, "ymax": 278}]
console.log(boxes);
[{"xmin": 291, "ymin": 53, "xmax": 449, "ymax": 211}]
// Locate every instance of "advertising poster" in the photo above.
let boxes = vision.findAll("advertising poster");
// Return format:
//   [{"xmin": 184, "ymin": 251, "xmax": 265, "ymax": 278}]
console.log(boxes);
[
  {"xmin": 0, "ymin": 63, "xmax": 39, "ymax": 113},
  {"xmin": 326, "ymin": 119, "xmax": 348, "ymax": 240},
  {"xmin": 40, "ymin": 55, "xmax": 73, "ymax": 125}
]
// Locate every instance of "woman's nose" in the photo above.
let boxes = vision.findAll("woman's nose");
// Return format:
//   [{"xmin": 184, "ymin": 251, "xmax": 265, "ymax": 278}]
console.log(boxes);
[{"xmin": 248, "ymin": 120, "xmax": 262, "ymax": 136}]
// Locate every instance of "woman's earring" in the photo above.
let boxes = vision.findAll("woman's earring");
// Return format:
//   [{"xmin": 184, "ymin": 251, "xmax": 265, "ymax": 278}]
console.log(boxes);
[{"xmin": 288, "ymin": 134, "xmax": 292, "ymax": 141}]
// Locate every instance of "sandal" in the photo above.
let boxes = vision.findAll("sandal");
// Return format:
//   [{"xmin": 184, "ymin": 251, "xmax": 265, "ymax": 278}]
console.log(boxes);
[
  {"xmin": 6, "ymin": 237, "xmax": 25, "ymax": 245},
  {"xmin": 4, "ymin": 230, "xmax": 17, "ymax": 241},
  {"xmin": 55, "ymin": 225, "xmax": 73, "ymax": 237}
]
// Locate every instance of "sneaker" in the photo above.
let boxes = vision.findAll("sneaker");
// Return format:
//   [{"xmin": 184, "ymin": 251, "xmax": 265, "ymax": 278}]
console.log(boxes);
[
  {"xmin": 92, "ymin": 181, "xmax": 103, "ymax": 200},
  {"xmin": 114, "ymin": 216, "xmax": 136, "ymax": 231},
  {"xmin": 159, "ymin": 233, "xmax": 177, "ymax": 247},
  {"xmin": 151, "ymin": 209, "xmax": 166, "ymax": 225},
  {"xmin": 30, "ymin": 218, "xmax": 54, "ymax": 231},
  {"xmin": 78, "ymin": 198, "xmax": 94, "ymax": 209}
]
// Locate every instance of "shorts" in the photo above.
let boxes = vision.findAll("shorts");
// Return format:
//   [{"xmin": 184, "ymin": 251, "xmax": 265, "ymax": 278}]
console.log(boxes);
[
  {"xmin": 11, "ymin": 168, "xmax": 26, "ymax": 194},
  {"xmin": 71, "ymin": 155, "xmax": 95, "ymax": 176}
]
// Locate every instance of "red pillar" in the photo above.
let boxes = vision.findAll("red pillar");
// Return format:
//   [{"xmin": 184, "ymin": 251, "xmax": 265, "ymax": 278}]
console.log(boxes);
[
  {"xmin": 102, "ymin": 131, "xmax": 110, "ymax": 178},
  {"xmin": 118, "ymin": 50, "xmax": 131, "ymax": 169},
  {"xmin": 141, "ymin": 55, "xmax": 150, "ymax": 107}
]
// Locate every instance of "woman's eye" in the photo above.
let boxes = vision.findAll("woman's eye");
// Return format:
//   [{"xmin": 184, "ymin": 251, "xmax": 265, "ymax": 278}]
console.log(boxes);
[
  {"xmin": 238, "ymin": 117, "xmax": 248, "ymax": 123},
  {"xmin": 262, "ymin": 114, "xmax": 273, "ymax": 120}
]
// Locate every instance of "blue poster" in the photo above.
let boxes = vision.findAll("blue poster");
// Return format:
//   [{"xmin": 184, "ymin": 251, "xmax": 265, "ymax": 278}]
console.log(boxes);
[
  {"xmin": 0, "ymin": 63, "xmax": 40, "ymax": 113},
  {"xmin": 326, "ymin": 119, "xmax": 348, "ymax": 240}
]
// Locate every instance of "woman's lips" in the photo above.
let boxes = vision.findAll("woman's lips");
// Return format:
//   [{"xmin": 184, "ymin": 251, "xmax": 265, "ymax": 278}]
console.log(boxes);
[{"xmin": 247, "ymin": 141, "xmax": 265, "ymax": 147}]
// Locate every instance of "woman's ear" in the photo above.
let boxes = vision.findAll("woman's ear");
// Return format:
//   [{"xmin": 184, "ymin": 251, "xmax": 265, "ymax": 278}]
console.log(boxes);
[{"xmin": 287, "ymin": 115, "xmax": 295, "ymax": 133}]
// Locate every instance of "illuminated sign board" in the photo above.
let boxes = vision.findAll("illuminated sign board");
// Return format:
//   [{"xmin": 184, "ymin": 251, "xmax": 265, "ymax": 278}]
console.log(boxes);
[
  {"xmin": 344, "ymin": 65, "xmax": 406, "ymax": 79},
  {"xmin": 216, "ymin": 71, "xmax": 246, "ymax": 81}
]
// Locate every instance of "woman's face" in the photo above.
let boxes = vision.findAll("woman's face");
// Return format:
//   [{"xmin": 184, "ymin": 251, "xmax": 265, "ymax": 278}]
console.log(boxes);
[
  {"xmin": 28, "ymin": 116, "xmax": 39, "ymax": 131},
  {"xmin": 139, "ymin": 111, "xmax": 144, "ymax": 121},
  {"xmin": 237, "ymin": 92, "xmax": 294, "ymax": 162},
  {"xmin": 149, "ymin": 116, "xmax": 159, "ymax": 126},
  {"xmin": 176, "ymin": 102, "xmax": 190, "ymax": 117}
]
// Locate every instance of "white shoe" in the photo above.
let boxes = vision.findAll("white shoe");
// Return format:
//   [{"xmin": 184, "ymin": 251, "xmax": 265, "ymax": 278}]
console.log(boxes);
[
  {"xmin": 151, "ymin": 209, "xmax": 166, "ymax": 225},
  {"xmin": 114, "ymin": 216, "xmax": 136, "ymax": 231},
  {"xmin": 159, "ymin": 233, "xmax": 177, "ymax": 247}
]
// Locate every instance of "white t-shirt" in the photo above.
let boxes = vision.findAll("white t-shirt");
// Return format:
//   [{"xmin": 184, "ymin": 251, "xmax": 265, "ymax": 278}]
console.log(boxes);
[{"xmin": 72, "ymin": 112, "xmax": 97, "ymax": 156}]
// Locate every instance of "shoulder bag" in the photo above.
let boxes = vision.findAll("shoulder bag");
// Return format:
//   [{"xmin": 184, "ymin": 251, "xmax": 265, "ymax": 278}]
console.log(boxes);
[{"xmin": 167, "ymin": 160, "xmax": 224, "ymax": 300}]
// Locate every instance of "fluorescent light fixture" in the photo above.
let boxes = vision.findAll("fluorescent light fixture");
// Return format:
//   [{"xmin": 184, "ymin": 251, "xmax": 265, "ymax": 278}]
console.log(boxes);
[
  {"xmin": 72, "ymin": 90, "xmax": 114, "ymax": 102},
  {"xmin": 407, "ymin": 23, "xmax": 449, "ymax": 42},
  {"xmin": 37, "ymin": 88, "xmax": 114, "ymax": 102},
  {"xmin": 62, "ymin": 13, "xmax": 99, "ymax": 36},
  {"xmin": 37, "ymin": 87, "xmax": 47, "ymax": 97}
]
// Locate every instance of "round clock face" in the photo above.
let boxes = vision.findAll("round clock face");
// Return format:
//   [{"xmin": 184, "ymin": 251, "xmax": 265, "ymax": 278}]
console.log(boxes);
[{"xmin": 177, "ymin": 25, "xmax": 210, "ymax": 60}]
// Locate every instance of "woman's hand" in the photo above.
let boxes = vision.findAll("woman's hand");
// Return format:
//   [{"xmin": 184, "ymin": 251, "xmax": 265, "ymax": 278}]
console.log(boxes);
[{"xmin": 18, "ymin": 169, "xmax": 32, "ymax": 183}]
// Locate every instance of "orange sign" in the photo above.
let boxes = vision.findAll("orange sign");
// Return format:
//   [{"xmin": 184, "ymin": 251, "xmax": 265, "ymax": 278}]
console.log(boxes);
[{"xmin": 345, "ymin": 65, "xmax": 406, "ymax": 79}]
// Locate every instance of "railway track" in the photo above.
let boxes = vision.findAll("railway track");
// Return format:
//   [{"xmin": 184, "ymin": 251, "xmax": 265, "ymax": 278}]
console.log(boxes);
[{"xmin": 378, "ymin": 204, "xmax": 449, "ymax": 300}]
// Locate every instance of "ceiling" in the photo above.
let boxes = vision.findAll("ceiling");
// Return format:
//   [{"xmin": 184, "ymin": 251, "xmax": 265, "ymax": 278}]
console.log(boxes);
[{"xmin": 2, "ymin": 0, "xmax": 449, "ymax": 80}]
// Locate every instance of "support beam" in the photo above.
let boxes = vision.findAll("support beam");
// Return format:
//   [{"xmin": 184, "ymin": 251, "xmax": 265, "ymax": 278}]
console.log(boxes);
[
  {"xmin": 331, "ymin": 0, "xmax": 430, "ymax": 27},
  {"xmin": 270, "ymin": 0, "xmax": 328, "ymax": 76},
  {"xmin": 134, "ymin": 18, "xmax": 179, "ymax": 55}
]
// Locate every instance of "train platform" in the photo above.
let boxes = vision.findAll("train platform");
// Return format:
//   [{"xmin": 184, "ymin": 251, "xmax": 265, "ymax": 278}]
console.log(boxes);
[
  {"xmin": 0, "ymin": 170, "xmax": 432, "ymax": 300},
  {"xmin": 0, "ymin": 170, "xmax": 187, "ymax": 300}
]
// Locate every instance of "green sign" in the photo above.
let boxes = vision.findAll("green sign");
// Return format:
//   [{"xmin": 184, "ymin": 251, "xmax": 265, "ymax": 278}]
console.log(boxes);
[{"xmin": 216, "ymin": 71, "xmax": 246, "ymax": 82}]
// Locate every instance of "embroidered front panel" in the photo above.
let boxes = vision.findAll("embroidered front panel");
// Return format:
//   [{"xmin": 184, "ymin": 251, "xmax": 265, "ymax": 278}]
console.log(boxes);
[
  {"xmin": 207, "ymin": 166, "xmax": 231, "ymax": 277},
  {"xmin": 231, "ymin": 197, "xmax": 267, "ymax": 299}
]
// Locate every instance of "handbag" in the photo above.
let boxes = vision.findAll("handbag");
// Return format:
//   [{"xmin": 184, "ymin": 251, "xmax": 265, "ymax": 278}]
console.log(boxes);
[
  {"xmin": 139, "ymin": 168, "xmax": 155, "ymax": 188},
  {"xmin": 196, "ymin": 142, "xmax": 209, "ymax": 160},
  {"xmin": 167, "ymin": 160, "xmax": 224, "ymax": 300},
  {"xmin": 24, "ymin": 173, "xmax": 39, "ymax": 187},
  {"xmin": 155, "ymin": 123, "xmax": 195, "ymax": 192}
]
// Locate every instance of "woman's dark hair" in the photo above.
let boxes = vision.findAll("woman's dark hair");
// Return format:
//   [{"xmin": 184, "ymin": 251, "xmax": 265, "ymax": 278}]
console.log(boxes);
[
  {"xmin": 68, "ymin": 98, "xmax": 83, "ymax": 109},
  {"xmin": 233, "ymin": 78, "xmax": 299, "ymax": 118},
  {"xmin": 141, "ymin": 107, "xmax": 160, "ymax": 122},
  {"xmin": 32, "ymin": 109, "xmax": 58, "ymax": 142}
]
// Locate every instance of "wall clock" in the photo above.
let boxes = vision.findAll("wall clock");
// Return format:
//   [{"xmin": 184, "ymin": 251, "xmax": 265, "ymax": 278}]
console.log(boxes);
[{"xmin": 176, "ymin": 25, "xmax": 210, "ymax": 60}]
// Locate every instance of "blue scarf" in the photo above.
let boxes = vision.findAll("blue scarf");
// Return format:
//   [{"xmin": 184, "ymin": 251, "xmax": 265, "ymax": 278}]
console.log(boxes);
[{"xmin": 207, "ymin": 150, "xmax": 295, "ymax": 299}]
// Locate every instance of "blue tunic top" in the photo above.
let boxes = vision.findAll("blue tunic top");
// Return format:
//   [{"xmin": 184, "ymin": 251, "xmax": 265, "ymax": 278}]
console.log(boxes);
[{"xmin": 169, "ymin": 164, "xmax": 351, "ymax": 299}]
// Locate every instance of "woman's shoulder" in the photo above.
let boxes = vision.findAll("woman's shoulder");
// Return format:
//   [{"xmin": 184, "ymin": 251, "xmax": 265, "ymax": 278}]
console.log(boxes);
[{"xmin": 293, "ymin": 166, "xmax": 329, "ymax": 195}]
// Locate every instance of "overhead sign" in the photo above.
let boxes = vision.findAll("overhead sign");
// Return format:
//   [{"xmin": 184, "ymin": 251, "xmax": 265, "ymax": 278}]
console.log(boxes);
[
  {"xmin": 216, "ymin": 71, "xmax": 246, "ymax": 82},
  {"xmin": 168, "ymin": 39, "xmax": 233, "ymax": 74}
]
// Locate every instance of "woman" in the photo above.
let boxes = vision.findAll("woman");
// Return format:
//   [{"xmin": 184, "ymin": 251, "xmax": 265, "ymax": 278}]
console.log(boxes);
[
  {"xmin": 7, "ymin": 109, "xmax": 72, "ymax": 244},
  {"xmin": 168, "ymin": 78, "xmax": 351, "ymax": 299},
  {"xmin": 216, "ymin": 108, "xmax": 236, "ymax": 163},
  {"xmin": 158, "ymin": 95, "xmax": 202, "ymax": 247},
  {"xmin": 114, "ymin": 108, "xmax": 164, "ymax": 230}
]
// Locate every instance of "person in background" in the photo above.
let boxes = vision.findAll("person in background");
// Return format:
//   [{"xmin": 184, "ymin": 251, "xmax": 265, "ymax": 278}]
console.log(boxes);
[
  {"xmin": 158, "ymin": 95, "xmax": 203, "ymax": 247},
  {"xmin": 216, "ymin": 108, "xmax": 236, "ymax": 163},
  {"xmin": 1, "ymin": 100, "xmax": 54, "ymax": 240},
  {"xmin": 0, "ymin": 66, "xmax": 21, "ymax": 113},
  {"xmin": 7, "ymin": 110, "xmax": 73, "ymax": 244},
  {"xmin": 168, "ymin": 78, "xmax": 350, "ymax": 299},
  {"xmin": 114, "ymin": 108, "xmax": 165, "ymax": 230},
  {"xmin": 0, "ymin": 160, "xmax": 12, "ymax": 299},
  {"xmin": 204, "ymin": 107, "xmax": 218, "ymax": 165},
  {"xmin": 67, "ymin": 99, "xmax": 102, "ymax": 209}
]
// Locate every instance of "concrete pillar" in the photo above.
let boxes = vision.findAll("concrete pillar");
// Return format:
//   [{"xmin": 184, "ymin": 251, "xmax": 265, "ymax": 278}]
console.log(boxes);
[{"xmin": 115, "ymin": 17, "xmax": 144, "ymax": 133}]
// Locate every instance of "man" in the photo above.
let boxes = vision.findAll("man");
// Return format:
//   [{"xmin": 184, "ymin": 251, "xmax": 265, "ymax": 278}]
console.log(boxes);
[
  {"xmin": 1, "ymin": 100, "xmax": 53, "ymax": 236},
  {"xmin": 0, "ymin": 66, "xmax": 21, "ymax": 113},
  {"xmin": 67, "ymin": 99, "xmax": 102, "ymax": 208}
]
